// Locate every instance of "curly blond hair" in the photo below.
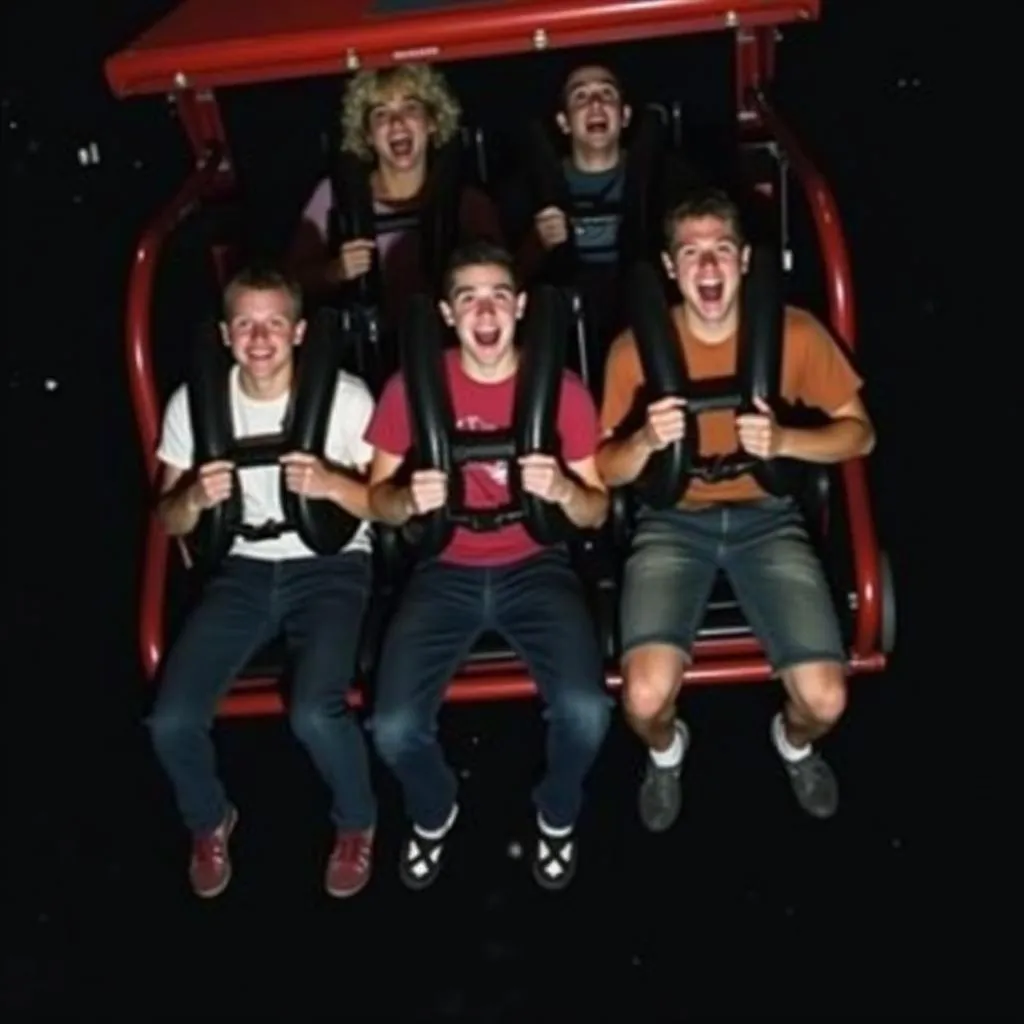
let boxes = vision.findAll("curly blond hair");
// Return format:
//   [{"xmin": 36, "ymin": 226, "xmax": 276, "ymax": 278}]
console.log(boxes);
[{"xmin": 340, "ymin": 63, "xmax": 462, "ymax": 162}]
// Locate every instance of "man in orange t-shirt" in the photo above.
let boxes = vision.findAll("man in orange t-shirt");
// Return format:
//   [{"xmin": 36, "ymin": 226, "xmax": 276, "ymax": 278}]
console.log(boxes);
[{"xmin": 596, "ymin": 188, "xmax": 876, "ymax": 830}]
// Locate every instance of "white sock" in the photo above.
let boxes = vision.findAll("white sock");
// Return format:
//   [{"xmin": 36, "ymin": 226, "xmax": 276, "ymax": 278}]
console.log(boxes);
[
  {"xmin": 772, "ymin": 712, "xmax": 811, "ymax": 763},
  {"xmin": 538, "ymin": 814, "xmax": 573, "ymax": 838},
  {"xmin": 650, "ymin": 721, "xmax": 685, "ymax": 769},
  {"xmin": 414, "ymin": 803, "xmax": 458, "ymax": 840}
]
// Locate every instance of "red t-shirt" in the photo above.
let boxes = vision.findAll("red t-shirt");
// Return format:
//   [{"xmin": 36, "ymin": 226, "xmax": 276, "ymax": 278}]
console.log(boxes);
[{"xmin": 366, "ymin": 348, "xmax": 599, "ymax": 566}]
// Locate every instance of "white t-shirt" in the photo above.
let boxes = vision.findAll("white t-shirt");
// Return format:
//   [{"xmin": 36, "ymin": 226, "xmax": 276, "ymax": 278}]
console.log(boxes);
[{"xmin": 156, "ymin": 365, "xmax": 374, "ymax": 561}]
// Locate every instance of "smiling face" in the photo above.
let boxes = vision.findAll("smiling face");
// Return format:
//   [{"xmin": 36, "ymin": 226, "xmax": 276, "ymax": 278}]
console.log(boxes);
[
  {"xmin": 439, "ymin": 261, "xmax": 526, "ymax": 382},
  {"xmin": 557, "ymin": 65, "xmax": 629, "ymax": 159},
  {"xmin": 663, "ymin": 212, "xmax": 750, "ymax": 338},
  {"xmin": 366, "ymin": 86, "xmax": 434, "ymax": 175},
  {"xmin": 220, "ymin": 286, "xmax": 305, "ymax": 397}
]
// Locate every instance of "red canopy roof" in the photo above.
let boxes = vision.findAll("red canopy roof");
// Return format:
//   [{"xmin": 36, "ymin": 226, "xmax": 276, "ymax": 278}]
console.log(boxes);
[{"xmin": 105, "ymin": 0, "xmax": 820, "ymax": 98}]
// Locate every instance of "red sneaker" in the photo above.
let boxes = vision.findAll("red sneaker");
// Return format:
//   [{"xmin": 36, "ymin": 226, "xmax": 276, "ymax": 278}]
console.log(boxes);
[
  {"xmin": 189, "ymin": 806, "xmax": 238, "ymax": 899},
  {"xmin": 325, "ymin": 828, "xmax": 374, "ymax": 898}
]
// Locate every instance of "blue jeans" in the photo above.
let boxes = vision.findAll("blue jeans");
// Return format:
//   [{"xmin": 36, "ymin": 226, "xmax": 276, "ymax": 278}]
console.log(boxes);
[
  {"xmin": 147, "ymin": 553, "xmax": 374, "ymax": 834},
  {"xmin": 369, "ymin": 548, "xmax": 612, "ymax": 831}
]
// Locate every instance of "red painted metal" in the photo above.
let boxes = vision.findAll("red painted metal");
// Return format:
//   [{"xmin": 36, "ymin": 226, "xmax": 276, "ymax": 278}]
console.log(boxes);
[
  {"xmin": 735, "ymin": 26, "xmax": 778, "ymax": 120},
  {"xmin": 105, "ymin": 0, "xmax": 819, "ymax": 98},
  {"xmin": 127, "ymin": 149, "xmax": 232, "ymax": 679},
  {"xmin": 751, "ymin": 91, "xmax": 883, "ymax": 659},
  {"xmin": 118, "ymin": 0, "xmax": 886, "ymax": 716}
]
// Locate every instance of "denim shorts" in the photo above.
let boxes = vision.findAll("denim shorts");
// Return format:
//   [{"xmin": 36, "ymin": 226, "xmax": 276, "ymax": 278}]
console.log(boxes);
[{"xmin": 619, "ymin": 496, "xmax": 846, "ymax": 672}]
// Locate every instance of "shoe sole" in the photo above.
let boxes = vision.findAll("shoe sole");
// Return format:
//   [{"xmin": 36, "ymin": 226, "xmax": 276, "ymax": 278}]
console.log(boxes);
[
  {"xmin": 531, "ymin": 860, "xmax": 577, "ymax": 892},
  {"xmin": 326, "ymin": 868, "xmax": 373, "ymax": 898},
  {"xmin": 399, "ymin": 866, "xmax": 443, "ymax": 891}
]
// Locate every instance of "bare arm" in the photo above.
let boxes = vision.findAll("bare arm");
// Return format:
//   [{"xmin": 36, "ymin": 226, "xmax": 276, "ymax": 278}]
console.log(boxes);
[
  {"xmin": 367, "ymin": 450, "xmax": 415, "ymax": 526},
  {"xmin": 778, "ymin": 396, "xmax": 876, "ymax": 463},
  {"xmin": 595, "ymin": 427, "xmax": 654, "ymax": 488},
  {"xmin": 155, "ymin": 464, "xmax": 204, "ymax": 537},
  {"xmin": 285, "ymin": 219, "xmax": 346, "ymax": 296},
  {"xmin": 321, "ymin": 463, "xmax": 372, "ymax": 520},
  {"xmin": 558, "ymin": 456, "xmax": 609, "ymax": 529}
]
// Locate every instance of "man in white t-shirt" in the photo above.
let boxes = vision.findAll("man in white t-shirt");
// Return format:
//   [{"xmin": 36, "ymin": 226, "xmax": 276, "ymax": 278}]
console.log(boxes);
[{"xmin": 148, "ymin": 267, "xmax": 377, "ymax": 900}]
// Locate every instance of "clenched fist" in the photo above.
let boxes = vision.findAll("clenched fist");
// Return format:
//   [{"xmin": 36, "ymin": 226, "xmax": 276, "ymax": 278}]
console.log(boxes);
[
  {"xmin": 535, "ymin": 206, "xmax": 569, "ymax": 250},
  {"xmin": 409, "ymin": 468, "xmax": 448, "ymax": 515},
  {"xmin": 189, "ymin": 460, "xmax": 234, "ymax": 510},
  {"xmin": 280, "ymin": 451, "xmax": 335, "ymax": 499},
  {"xmin": 518, "ymin": 453, "xmax": 572, "ymax": 505},
  {"xmin": 642, "ymin": 396, "xmax": 687, "ymax": 451},
  {"xmin": 338, "ymin": 238, "xmax": 375, "ymax": 282},
  {"xmin": 736, "ymin": 396, "xmax": 783, "ymax": 460}
]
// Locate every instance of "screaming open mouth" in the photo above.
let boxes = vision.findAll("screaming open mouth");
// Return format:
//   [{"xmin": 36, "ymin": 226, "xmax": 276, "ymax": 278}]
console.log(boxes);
[
  {"xmin": 388, "ymin": 136, "xmax": 413, "ymax": 159},
  {"xmin": 696, "ymin": 282, "xmax": 724, "ymax": 304},
  {"xmin": 473, "ymin": 327, "xmax": 500, "ymax": 348}
]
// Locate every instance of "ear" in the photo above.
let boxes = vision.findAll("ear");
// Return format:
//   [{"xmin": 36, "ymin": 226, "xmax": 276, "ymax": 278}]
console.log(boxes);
[
  {"xmin": 514, "ymin": 291, "xmax": 528, "ymax": 321},
  {"xmin": 555, "ymin": 111, "xmax": 570, "ymax": 136},
  {"xmin": 438, "ymin": 300, "xmax": 455, "ymax": 326},
  {"xmin": 660, "ymin": 251, "xmax": 675, "ymax": 279},
  {"xmin": 740, "ymin": 245, "xmax": 752, "ymax": 274},
  {"xmin": 292, "ymin": 319, "xmax": 307, "ymax": 347},
  {"xmin": 218, "ymin": 322, "xmax": 231, "ymax": 347},
  {"xmin": 621, "ymin": 103, "xmax": 632, "ymax": 128}
]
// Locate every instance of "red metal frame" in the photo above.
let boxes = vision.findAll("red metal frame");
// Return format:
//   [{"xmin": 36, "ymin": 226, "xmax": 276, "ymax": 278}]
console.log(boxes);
[
  {"xmin": 127, "ymin": 90, "xmax": 234, "ymax": 678},
  {"xmin": 118, "ymin": 4, "xmax": 886, "ymax": 718},
  {"xmin": 105, "ymin": 0, "xmax": 820, "ymax": 98},
  {"xmin": 748, "ymin": 91, "xmax": 882, "ymax": 660}
]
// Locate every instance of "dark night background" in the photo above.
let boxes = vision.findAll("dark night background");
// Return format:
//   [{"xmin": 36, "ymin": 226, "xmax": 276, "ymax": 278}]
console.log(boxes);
[{"xmin": 4, "ymin": 1, "xmax": 995, "ymax": 1019}]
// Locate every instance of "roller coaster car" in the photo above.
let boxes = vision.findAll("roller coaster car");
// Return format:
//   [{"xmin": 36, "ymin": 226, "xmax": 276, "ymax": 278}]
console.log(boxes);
[{"xmin": 107, "ymin": 0, "xmax": 895, "ymax": 718}]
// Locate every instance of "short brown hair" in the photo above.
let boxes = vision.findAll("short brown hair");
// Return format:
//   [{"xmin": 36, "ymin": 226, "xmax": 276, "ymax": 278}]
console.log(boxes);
[
  {"xmin": 560, "ymin": 63, "xmax": 625, "ymax": 111},
  {"xmin": 441, "ymin": 240, "xmax": 519, "ymax": 299},
  {"xmin": 222, "ymin": 266, "xmax": 303, "ymax": 322},
  {"xmin": 663, "ymin": 187, "xmax": 745, "ymax": 254}
]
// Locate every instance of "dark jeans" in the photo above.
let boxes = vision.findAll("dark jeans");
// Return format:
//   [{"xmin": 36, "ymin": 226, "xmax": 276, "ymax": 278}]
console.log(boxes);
[
  {"xmin": 370, "ymin": 548, "xmax": 612, "ymax": 831},
  {"xmin": 148, "ymin": 552, "xmax": 374, "ymax": 834}
]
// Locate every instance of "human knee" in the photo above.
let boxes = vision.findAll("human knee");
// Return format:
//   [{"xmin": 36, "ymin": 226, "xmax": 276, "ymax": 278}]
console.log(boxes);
[
  {"xmin": 621, "ymin": 644, "xmax": 685, "ymax": 723},
  {"xmin": 551, "ymin": 685, "xmax": 612, "ymax": 750},
  {"xmin": 147, "ymin": 702, "xmax": 204, "ymax": 755},
  {"xmin": 785, "ymin": 661, "xmax": 847, "ymax": 725},
  {"xmin": 370, "ymin": 708, "xmax": 426, "ymax": 767},
  {"xmin": 289, "ymin": 700, "xmax": 341, "ymax": 747}
]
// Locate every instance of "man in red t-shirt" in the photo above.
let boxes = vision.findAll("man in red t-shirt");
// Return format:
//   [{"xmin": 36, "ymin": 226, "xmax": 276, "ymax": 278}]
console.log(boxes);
[{"xmin": 365, "ymin": 240, "xmax": 611, "ymax": 891}]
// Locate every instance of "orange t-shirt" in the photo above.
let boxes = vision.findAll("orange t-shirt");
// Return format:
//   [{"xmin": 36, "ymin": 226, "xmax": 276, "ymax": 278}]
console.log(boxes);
[{"xmin": 599, "ymin": 305, "xmax": 864, "ymax": 505}]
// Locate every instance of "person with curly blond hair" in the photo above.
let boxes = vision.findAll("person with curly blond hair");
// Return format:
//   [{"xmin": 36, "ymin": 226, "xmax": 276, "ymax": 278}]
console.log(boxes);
[{"xmin": 287, "ymin": 63, "xmax": 502, "ymax": 324}]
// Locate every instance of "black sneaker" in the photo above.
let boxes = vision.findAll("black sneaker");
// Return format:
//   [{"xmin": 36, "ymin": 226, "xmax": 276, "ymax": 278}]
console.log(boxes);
[
  {"xmin": 638, "ymin": 720, "xmax": 690, "ymax": 833},
  {"xmin": 771, "ymin": 715, "xmax": 839, "ymax": 819},
  {"xmin": 781, "ymin": 751, "xmax": 839, "ymax": 819},
  {"xmin": 399, "ymin": 806, "xmax": 458, "ymax": 891},
  {"xmin": 531, "ymin": 821, "xmax": 578, "ymax": 892}
]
